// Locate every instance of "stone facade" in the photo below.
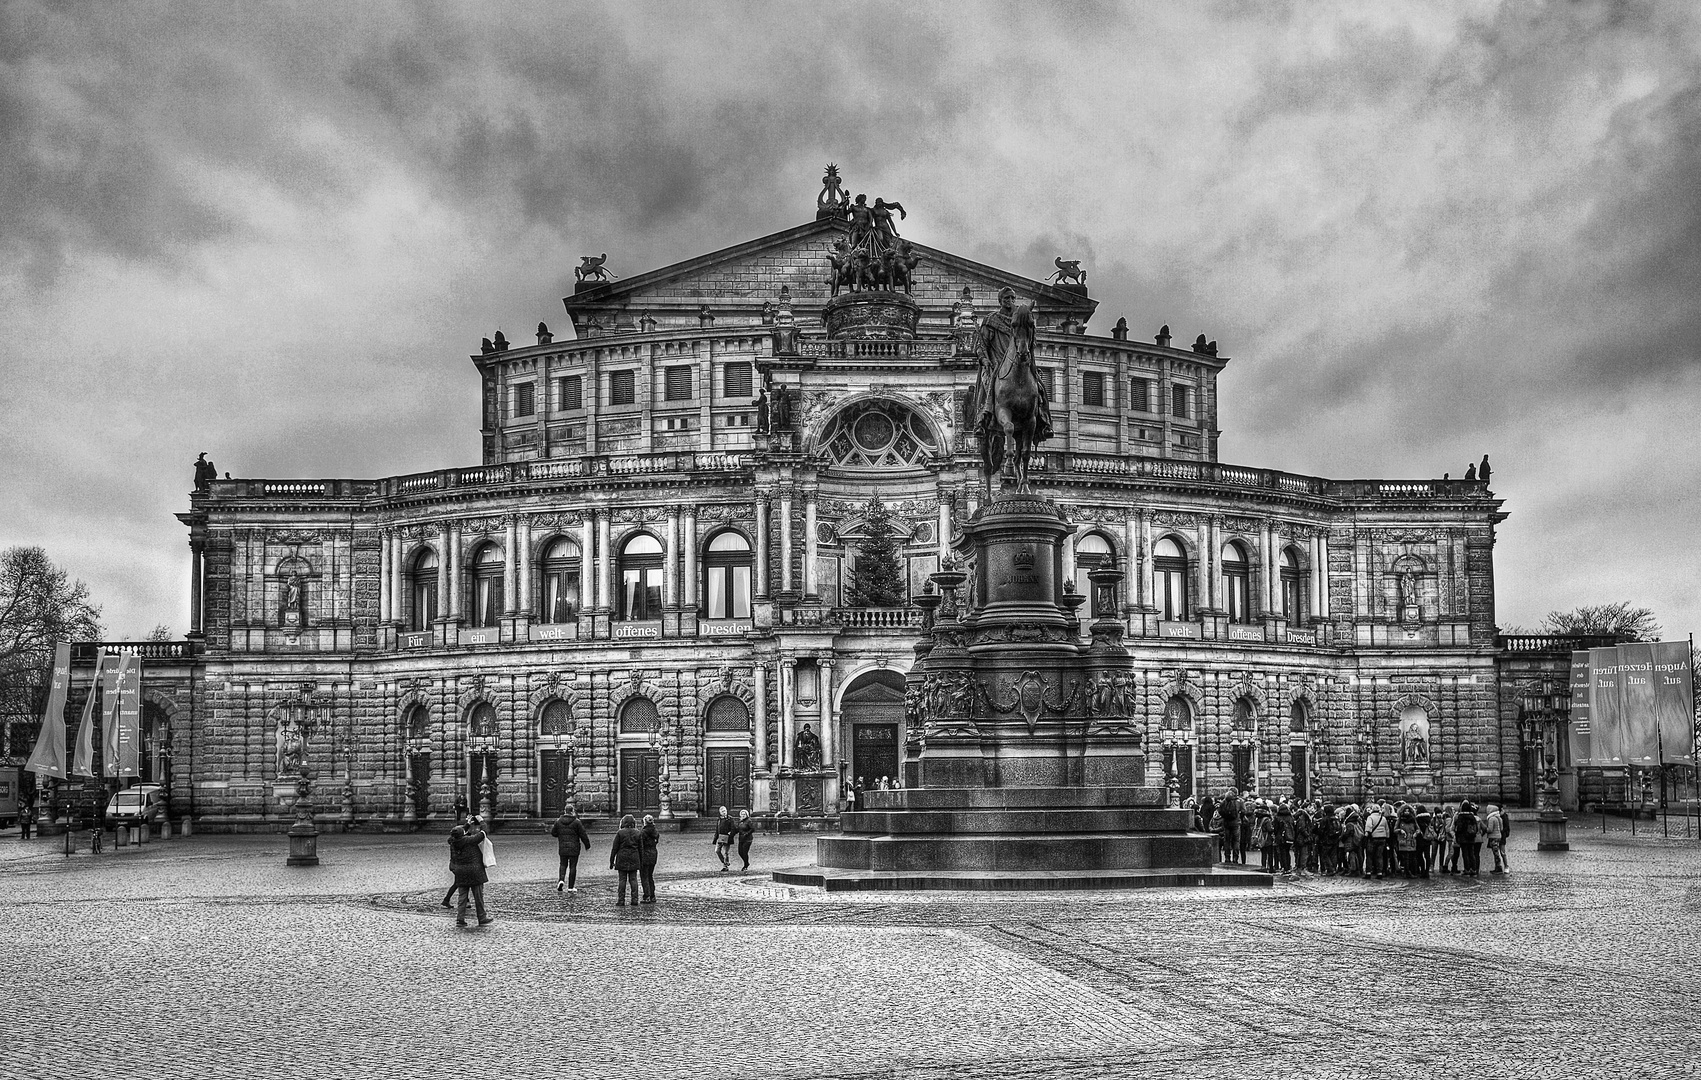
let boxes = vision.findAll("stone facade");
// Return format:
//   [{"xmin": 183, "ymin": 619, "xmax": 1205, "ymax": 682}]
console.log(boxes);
[{"xmin": 58, "ymin": 207, "xmax": 1572, "ymax": 830}]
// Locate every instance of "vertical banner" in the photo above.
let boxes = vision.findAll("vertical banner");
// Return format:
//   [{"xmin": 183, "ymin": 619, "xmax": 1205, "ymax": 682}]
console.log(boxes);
[
  {"xmin": 71, "ymin": 650, "xmax": 108, "ymax": 777},
  {"xmin": 1568, "ymin": 650, "xmax": 1591, "ymax": 766},
  {"xmin": 1588, "ymin": 646, "xmax": 1623, "ymax": 764},
  {"xmin": 99, "ymin": 658, "xmax": 123, "ymax": 776},
  {"xmin": 1617, "ymin": 642, "xmax": 1660, "ymax": 763},
  {"xmin": 25, "ymin": 642, "xmax": 71, "ymax": 779},
  {"xmin": 1652, "ymin": 640, "xmax": 1694, "ymax": 764},
  {"xmin": 112, "ymin": 654, "xmax": 142, "ymax": 778}
]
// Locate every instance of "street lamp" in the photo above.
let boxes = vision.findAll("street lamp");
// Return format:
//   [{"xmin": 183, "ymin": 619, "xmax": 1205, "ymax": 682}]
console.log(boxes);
[
  {"xmin": 1519, "ymin": 690, "xmax": 1569, "ymax": 851},
  {"xmin": 284, "ymin": 688, "xmax": 321, "ymax": 867},
  {"xmin": 566, "ymin": 724, "xmax": 587, "ymax": 806},
  {"xmin": 647, "ymin": 716, "xmax": 679, "ymax": 820}
]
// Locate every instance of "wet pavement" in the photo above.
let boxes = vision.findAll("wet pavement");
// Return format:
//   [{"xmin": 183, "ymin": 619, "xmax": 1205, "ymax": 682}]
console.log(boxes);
[{"xmin": 2, "ymin": 817, "xmax": 1696, "ymax": 1078}]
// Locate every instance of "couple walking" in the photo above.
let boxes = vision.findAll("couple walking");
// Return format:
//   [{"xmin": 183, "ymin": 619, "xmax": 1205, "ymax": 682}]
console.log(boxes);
[
  {"xmin": 445, "ymin": 815, "xmax": 496, "ymax": 928},
  {"xmin": 607, "ymin": 813, "xmax": 661, "ymax": 905},
  {"xmin": 711, "ymin": 806, "xmax": 755, "ymax": 871}
]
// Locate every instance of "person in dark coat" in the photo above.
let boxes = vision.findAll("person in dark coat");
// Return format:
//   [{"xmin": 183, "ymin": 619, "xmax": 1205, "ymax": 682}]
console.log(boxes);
[
  {"xmin": 447, "ymin": 822, "xmax": 492, "ymax": 928},
  {"xmin": 549, "ymin": 803, "xmax": 592, "ymax": 893},
  {"xmin": 609, "ymin": 814, "xmax": 643, "ymax": 906},
  {"xmin": 639, "ymin": 814, "xmax": 660, "ymax": 903},
  {"xmin": 712, "ymin": 805, "xmax": 736, "ymax": 871},
  {"xmin": 735, "ymin": 809, "xmax": 756, "ymax": 871},
  {"xmin": 1216, "ymin": 790, "xmax": 1240, "ymax": 864},
  {"xmin": 1273, "ymin": 802, "xmax": 1295, "ymax": 874}
]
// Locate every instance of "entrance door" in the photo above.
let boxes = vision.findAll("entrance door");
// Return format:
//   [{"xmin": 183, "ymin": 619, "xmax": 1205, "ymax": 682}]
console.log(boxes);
[
  {"xmin": 407, "ymin": 752, "xmax": 431, "ymax": 819},
  {"xmin": 705, "ymin": 750, "xmax": 751, "ymax": 812},
  {"xmin": 1231, "ymin": 745, "xmax": 1254, "ymax": 795},
  {"xmin": 1289, "ymin": 744, "xmax": 1309, "ymax": 800},
  {"xmin": 619, "ymin": 749, "xmax": 660, "ymax": 816},
  {"xmin": 851, "ymin": 725, "xmax": 899, "ymax": 788},
  {"xmin": 1164, "ymin": 744, "xmax": 1195, "ymax": 802},
  {"xmin": 540, "ymin": 750, "xmax": 571, "ymax": 818}
]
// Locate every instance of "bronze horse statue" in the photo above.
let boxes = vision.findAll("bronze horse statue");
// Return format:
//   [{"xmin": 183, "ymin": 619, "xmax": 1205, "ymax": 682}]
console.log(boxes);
[{"xmin": 979, "ymin": 300, "xmax": 1047, "ymax": 493}]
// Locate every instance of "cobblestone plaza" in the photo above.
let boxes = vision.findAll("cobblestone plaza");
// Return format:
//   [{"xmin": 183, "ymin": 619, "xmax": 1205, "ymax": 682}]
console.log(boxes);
[{"xmin": 5, "ymin": 822, "xmax": 1694, "ymax": 1078}]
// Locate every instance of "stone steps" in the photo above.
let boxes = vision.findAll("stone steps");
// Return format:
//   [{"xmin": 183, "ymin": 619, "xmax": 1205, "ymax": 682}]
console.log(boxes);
[
  {"xmin": 860, "ymin": 786, "xmax": 1166, "ymax": 811},
  {"xmin": 817, "ymin": 831, "xmax": 1221, "ymax": 873},
  {"xmin": 772, "ymin": 864, "xmax": 1271, "ymax": 892},
  {"xmin": 841, "ymin": 808, "xmax": 1194, "ymax": 835}
]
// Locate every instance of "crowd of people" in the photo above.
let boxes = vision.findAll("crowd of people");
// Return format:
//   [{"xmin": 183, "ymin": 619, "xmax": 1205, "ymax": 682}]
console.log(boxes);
[
  {"xmin": 443, "ymin": 802, "xmax": 760, "ymax": 928},
  {"xmin": 1189, "ymin": 790, "xmax": 1514, "ymax": 880}
]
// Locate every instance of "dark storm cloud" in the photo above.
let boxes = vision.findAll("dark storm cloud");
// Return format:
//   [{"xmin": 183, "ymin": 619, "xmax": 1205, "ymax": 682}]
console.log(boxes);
[{"xmin": 1, "ymin": 2, "xmax": 1698, "ymax": 638}]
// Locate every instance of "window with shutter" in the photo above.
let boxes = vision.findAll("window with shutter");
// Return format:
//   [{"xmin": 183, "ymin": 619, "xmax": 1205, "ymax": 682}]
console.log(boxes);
[
  {"xmin": 610, "ymin": 370, "xmax": 636, "ymax": 406},
  {"xmin": 724, "ymin": 362, "xmax": 753, "ymax": 398},
  {"xmin": 664, "ymin": 366, "xmax": 693, "ymax": 401},
  {"xmin": 514, "ymin": 383, "xmax": 536, "ymax": 418},
  {"xmin": 1082, "ymin": 371, "xmax": 1105, "ymax": 407},
  {"xmin": 1129, "ymin": 377, "xmax": 1150, "ymax": 412},
  {"xmin": 1172, "ymin": 384, "xmax": 1189, "ymax": 419},
  {"xmin": 559, "ymin": 375, "xmax": 582, "ymax": 411}
]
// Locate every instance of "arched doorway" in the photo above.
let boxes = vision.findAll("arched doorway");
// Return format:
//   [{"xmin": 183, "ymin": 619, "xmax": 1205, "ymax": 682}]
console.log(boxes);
[
  {"xmin": 703, "ymin": 696, "xmax": 752, "ymax": 812},
  {"xmin": 839, "ymin": 669, "xmax": 907, "ymax": 790},
  {"xmin": 617, "ymin": 697, "xmax": 661, "ymax": 816},
  {"xmin": 1289, "ymin": 699, "xmax": 1313, "ymax": 800}
]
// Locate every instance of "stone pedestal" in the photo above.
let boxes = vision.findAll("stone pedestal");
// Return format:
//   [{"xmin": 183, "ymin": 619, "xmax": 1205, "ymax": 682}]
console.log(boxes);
[{"xmin": 779, "ymin": 492, "xmax": 1268, "ymax": 892}]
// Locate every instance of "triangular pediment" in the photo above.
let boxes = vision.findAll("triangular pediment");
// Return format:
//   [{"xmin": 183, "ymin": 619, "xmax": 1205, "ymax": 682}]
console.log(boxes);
[{"xmin": 562, "ymin": 218, "xmax": 1096, "ymax": 334}]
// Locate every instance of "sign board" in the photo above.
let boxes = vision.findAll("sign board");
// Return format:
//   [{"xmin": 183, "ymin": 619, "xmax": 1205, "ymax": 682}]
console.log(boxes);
[
  {"xmin": 459, "ymin": 627, "xmax": 500, "ymax": 646},
  {"xmin": 1158, "ymin": 621, "xmax": 1201, "ymax": 640},
  {"xmin": 698, "ymin": 619, "xmax": 753, "ymax": 637},
  {"xmin": 1285, "ymin": 628, "xmax": 1316, "ymax": 646},
  {"xmin": 1226, "ymin": 625, "xmax": 1265, "ymax": 643},
  {"xmin": 400, "ymin": 632, "xmax": 431, "ymax": 650},
  {"xmin": 614, "ymin": 622, "xmax": 663, "ymax": 641},
  {"xmin": 530, "ymin": 623, "xmax": 578, "ymax": 642},
  {"xmin": 1577, "ymin": 641, "xmax": 1694, "ymax": 765}
]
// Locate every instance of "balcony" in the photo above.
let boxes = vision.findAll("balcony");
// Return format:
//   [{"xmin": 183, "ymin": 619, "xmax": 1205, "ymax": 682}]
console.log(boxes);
[
  {"xmin": 832, "ymin": 607, "xmax": 925, "ymax": 630},
  {"xmin": 1495, "ymin": 634, "xmax": 1619, "ymax": 653},
  {"xmin": 796, "ymin": 339, "xmax": 957, "ymax": 361},
  {"xmin": 71, "ymin": 640, "xmax": 205, "ymax": 662}
]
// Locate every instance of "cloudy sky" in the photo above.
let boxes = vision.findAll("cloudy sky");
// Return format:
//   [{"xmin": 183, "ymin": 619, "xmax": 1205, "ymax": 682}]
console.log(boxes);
[{"xmin": 2, "ymin": 1, "xmax": 1697, "ymax": 640}]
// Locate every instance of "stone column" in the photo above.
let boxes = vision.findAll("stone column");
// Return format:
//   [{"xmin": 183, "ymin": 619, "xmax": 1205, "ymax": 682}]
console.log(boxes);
[
  {"xmin": 663, "ymin": 508, "xmax": 680, "ymax": 608},
  {"xmin": 779, "ymin": 657, "xmax": 796, "ymax": 769},
  {"xmin": 447, "ymin": 523, "xmax": 462, "ymax": 620},
  {"xmin": 597, "ymin": 512, "xmax": 613, "ymax": 612},
  {"xmin": 936, "ymin": 486, "xmax": 952, "ymax": 562},
  {"xmin": 378, "ymin": 530, "xmax": 392, "ymax": 624},
  {"xmin": 581, "ymin": 513, "xmax": 596, "ymax": 609},
  {"xmin": 503, "ymin": 517, "xmax": 519, "ymax": 614},
  {"xmin": 187, "ymin": 529, "xmax": 206, "ymax": 637},
  {"xmin": 1134, "ymin": 511, "xmax": 1149, "ymax": 610},
  {"xmin": 754, "ymin": 492, "xmax": 771, "ymax": 599},
  {"xmin": 516, "ymin": 519, "xmax": 533, "ymax": 614},
  {"xmin": 682, "ymin": 507, "xmax": 698, "ymax": 613},
  {"xmin": 436, "ymin": 523, "xmax": 452, "ymax": 619},
  {"xmin": 753, "ymin": 664, "xmax": 770, "ymax": 773},
  {"xmin": 1315, "ymin": 532, "xmax": 1330, "ymax": 619},
  {"xmin": 803, "ymin": 489, "xmax": 818, "ymax": 599},
  {"xmin": 1262, "ymin": 520, "xmax": 1278, "ymax": 616},
  {"xmin": 392, "ymin": 532, "xmax": 406, "ymax": 623},
  {"xmin": 818, "ymin": 658, "xmax": 836, "ymax": 767},
  {"xmin": 779, "ymin": 487, "xmax": 795, "ymax": 594},
  {"xmin": 1194, "ymin": 518, "xmax": 1211, "ymax": 615}
]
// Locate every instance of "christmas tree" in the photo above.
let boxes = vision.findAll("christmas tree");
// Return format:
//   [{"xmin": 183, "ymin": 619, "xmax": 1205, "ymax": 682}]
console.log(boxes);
[{"xmin": 848, "ymin": 497, "xmax": 906, "ymax": 607}]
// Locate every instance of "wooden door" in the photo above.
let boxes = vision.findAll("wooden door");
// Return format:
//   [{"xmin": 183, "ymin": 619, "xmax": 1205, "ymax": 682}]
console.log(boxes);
[
  {"xmin": 1289, "ymin": 744, "xmax": 1309, "ymax": 801},
  {"xmin": 851, "ymin": 725, "xmax": 900, "ymax": 788},
  {"xmin": 407, "ymin": 752, "xmax": 431, "ymax": 818},
  {"xmin": 619, "ymin": 749, "xmax": 660, "ymax": 816},
  {"xmin": 705, "ymin": 750, "xmax": 751, "ymax": 812},
  {"xmin": 1164, "ymin": 744, "xmax": 1195, "ymax": 802},
  {"xmin": 540, "ymin": 750, "xmax": 571, "ymax": 818}
]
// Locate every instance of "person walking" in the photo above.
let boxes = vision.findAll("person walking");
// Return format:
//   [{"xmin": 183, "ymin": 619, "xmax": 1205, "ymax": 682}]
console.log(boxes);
[
  {"xmin": 609, "ymin": 814, "xmax": 643, "ymax": 906},
  {"xmin": 735, "ymin": 809, "xmax": 756, "ymax": 871},
  {"xmin": 639, "ymin": 814, "xmax": 660, "ymax": 903},
  {"xmin": 1498, "ymin": 807, "xmax": 1513, "ymax": 872},
  {"xmin": 17, "ymin": 795, "xmax": 35, "ymax": 840},
  {"xmin": 1484, "ymin": 804, "xmax": 1507, "ymax": 874},
  {"xmin": 712, "ymin": 805, "xmax": 736, "ymax": 871},
  {"xmin": 447, "ymin": 820, "xmax": 493, "ymax": 928},
  {"xmin": 549, "ymin": 803, "xmax": 592, "ymax": 893},
  {"xmin": 1454, "ymin": 801, "xmax": 1482, "ymax": 877}
]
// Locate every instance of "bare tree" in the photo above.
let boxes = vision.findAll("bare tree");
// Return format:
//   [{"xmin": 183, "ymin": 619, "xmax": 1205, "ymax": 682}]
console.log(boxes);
[
  {"xmin": 0, "ymin": 547, "xmax": 103, "ymax": 752},
  {"xmin": 1540, "ymin": 603, "xmax": 1661, "ymax": 642},
  {"xmin": 146, "ymin": 624, "xmax": 173, "ymax": 641}
]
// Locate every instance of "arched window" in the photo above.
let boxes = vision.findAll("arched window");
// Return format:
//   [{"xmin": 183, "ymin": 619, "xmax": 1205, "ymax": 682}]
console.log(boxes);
[
  {"xmin": 1073, "ymin": 532, "xmax": 1115, "ymax": 617},
  {"xmin": 619, "ymin": 696, "xmax": 660, "ymax": 734},
  {"xmin": 1232, "ymin": 698, "xmax": 1256, "ymax": 732},
  {"xmin": 1280, "ymin": 545, "xmax": 1306, "ymax": 623},
  {"xmin": 467, "ymin": 702, "xmax": 497, "ymax": 739},
  {"xmin": 540, "ymin": 699, "xmax": 574, "ymax": 737},
  {"xmin": 703, "ymin": 531, "xmax": 753, "ymax": 620},
  {"xmin": 1290, "ymin": 699, "xmax": 1310, "ymax": 734},
  {"xmin": 540, "ymin": 537, "xmax": 581, "ymax": 623},
  {"xmin": 1153, "ymin": 537, "xmax": 1189, "ymax": 622},
  {"xmin": 1163, "ymin": 696, "xmax": 1193, "ymax": 729},
  {"xmin": 618, "ymin": 533, "xmax": 664, "ymax": 621},
  {"xmin": 407, "ymin": 549, "xmax": 438, "ymax": 631},
  {"xmin": 468, "ymin": 544, "xmax": 504, "ymax": 628},
  {"xmin": 404, "ymin": 704, "xmax": 431, "ymax": 741},
  {"xmin": 1221, "ymin": 540, "xmax": 1252, "ymax": 624},
  {"xmin": 706, "ymin": 696, "xmax": 751, "ymax": 732}
]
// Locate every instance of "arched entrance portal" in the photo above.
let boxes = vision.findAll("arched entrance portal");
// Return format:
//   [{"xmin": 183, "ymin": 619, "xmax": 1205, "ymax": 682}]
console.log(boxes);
[{"xmin": 839, "ymin": 669, "xmax": 907, "ymax": 790}]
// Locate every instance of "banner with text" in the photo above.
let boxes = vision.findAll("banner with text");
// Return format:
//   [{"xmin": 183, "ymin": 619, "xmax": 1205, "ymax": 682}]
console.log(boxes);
[
  {"xmin": 110, "ymin": 654, "xmax": 141, "ymax": 778},
  {"xmin": 25, "ymin": 642, "xmax": 71, "ymax": 779},
  {"xmin": 1579, "ymin": 641, "xmax": 1694, "ymax": 765},
  {"xmin": 1568, "ymin": 650, "xmax": 1592, "ymax": 766},
  {"xmin": 99, "ymin": 659, "xmax": 123, "ymax": 773},
  {"xmin": 71, "ymin": 650, "xmax": 108, "ymax": 777}
]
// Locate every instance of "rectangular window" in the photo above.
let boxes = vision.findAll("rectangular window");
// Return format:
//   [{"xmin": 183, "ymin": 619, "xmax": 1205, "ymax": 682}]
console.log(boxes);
[
  {"xmin": 664, "ymin": 366, "xmax": 693, "ymax": 401},
  {"xmin": 724, "ymin": 362, "xmax": 753, "ymax": 398},
  {"xmin": 558, "ymin": 375, "xmax": 582, "ymax": 411},
  {"xmin": 706, "ymin": 564, "xmax": 753, "ymax": 619},
  {"xmin": 1039, "ymin": 368, "xmax": 1057, "ymax": 401},
  {"xmin": 513, "ymin": 383, "xmax": 535, "ymax": 418},
  {"xmin": 610, "ymin": 370, "xmax": 636, "ymax": 406},
  {"xmin": 543, "ymin": 569, "xmax": 580, "ymax": 622},
  {"xmin": 1082, "ymin": 371, "xmax": 1105, "ymax": 407},
  {"xmin": 1130, "ymin": 377, "xmax": 1150, "ymax": 412},
  {"xmin": 1171, "ymin": 384, "xmax": 1189, "ymax": 419}
]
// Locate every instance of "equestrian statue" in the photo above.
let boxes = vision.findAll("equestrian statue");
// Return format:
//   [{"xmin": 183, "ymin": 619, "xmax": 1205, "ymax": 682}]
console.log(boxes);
[{"xmin": 972, "ymin": 287, "xmax": 1054, "ymax": 493}]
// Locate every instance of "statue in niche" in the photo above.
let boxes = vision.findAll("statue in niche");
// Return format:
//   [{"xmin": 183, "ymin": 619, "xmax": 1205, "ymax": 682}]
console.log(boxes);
[
  {"xmin": 276, "ymin": 715, "xmax": 307, "ymax": 778},
  {"xmin": 770, "ymin": 387, "xmax": 793, "ymax": 431},
  {"xmin": 281, "ymin": 574, "xmax": 308, "ymax": 625},
  {"xmin": 794, "ymin": 722, "xmax": 822, "ymax": 772},
  {"xmin": 1396, "ymin": 571, "xmax": 1419, "ymax": 614},
  {"xmin": 1403, "ymin": 717, "xmax": 1431, "ymax": 764}
]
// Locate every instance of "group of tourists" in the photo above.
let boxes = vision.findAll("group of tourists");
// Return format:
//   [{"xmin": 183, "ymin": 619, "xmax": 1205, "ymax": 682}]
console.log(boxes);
[
  {"xmin": 1190, "ymin": 790, "xmax": 1513, "ymax": 880},
  {"xmin": 443, "ymin": 804, "xmax": 761, "ymax": 928},
  {"xmin": 843, "ymin": 775, "xmax": 901, "ymax": 812}
]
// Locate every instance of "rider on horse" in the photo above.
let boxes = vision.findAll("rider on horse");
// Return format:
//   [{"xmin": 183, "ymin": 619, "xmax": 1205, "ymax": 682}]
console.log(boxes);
[{"xmin": 974, "ymin": 287, "xmax": 1054, "ymax": 443}]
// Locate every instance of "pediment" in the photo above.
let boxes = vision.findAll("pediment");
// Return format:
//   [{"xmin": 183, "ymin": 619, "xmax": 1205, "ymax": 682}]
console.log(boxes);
[{"xmin": 562, "ymin": 218, "xmax": 1095, "ymax": 334}]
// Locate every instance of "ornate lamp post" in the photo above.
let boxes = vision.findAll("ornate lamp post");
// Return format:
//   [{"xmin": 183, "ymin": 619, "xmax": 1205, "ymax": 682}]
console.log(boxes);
[
  {"xmin": 567, "ymin": 724, "xmax": 587, "ymax": 806},
  {"xmin": 284, "ymin": 688, "xmax": 322, "ymax": 867},
  {"xmin": 1519, "ymin": 690, "xmax": 1570, "ymax": 851},
  {"xmin": 647, "ymin": 717, "xmax": 678, "ymax": 820}
]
